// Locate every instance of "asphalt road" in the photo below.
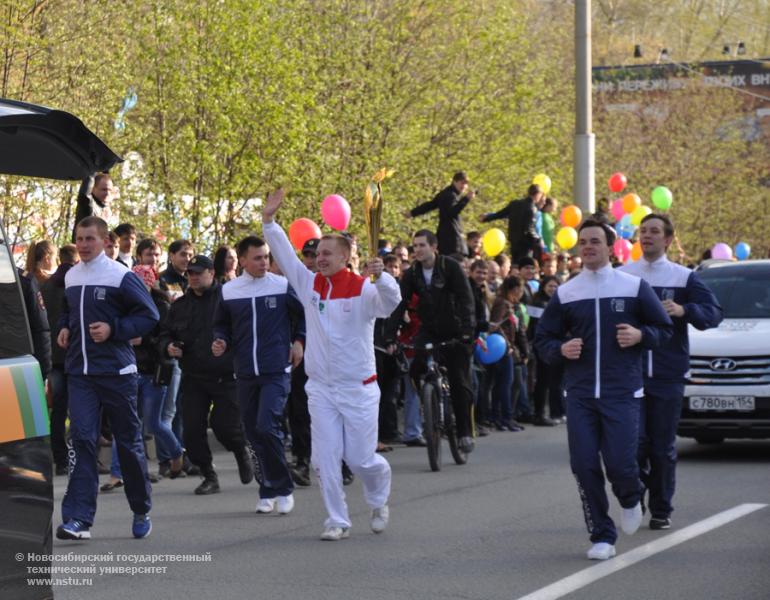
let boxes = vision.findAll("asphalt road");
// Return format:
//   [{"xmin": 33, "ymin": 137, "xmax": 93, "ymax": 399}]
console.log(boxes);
[{"xmin": 49, "ymin": 427, "xmax": 770, "ymax": 600}]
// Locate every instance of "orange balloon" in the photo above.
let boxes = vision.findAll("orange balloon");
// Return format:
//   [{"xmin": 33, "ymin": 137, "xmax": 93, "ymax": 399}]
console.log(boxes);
[
  {"xmin": 622, "ymin": 193, "xmax": 641, "ymax": 214},
  {"xmin": 560, "ymin": 205, "xmax": 583, "ymax": 228},
  {"xmin": 630, "ymin": 241, "xmax": 643, "ymax": 261}
]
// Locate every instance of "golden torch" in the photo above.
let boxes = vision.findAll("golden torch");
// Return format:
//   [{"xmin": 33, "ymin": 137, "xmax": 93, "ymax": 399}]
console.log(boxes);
[{"xmin": 364, "ymin": 167, "xmax": 395, "ymax": 267}]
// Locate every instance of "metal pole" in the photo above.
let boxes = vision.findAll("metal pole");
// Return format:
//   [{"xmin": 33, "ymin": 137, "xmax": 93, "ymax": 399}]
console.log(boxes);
[{"xmin": 575, "ymin": 0, "xmax": 595, "ymax": 215}]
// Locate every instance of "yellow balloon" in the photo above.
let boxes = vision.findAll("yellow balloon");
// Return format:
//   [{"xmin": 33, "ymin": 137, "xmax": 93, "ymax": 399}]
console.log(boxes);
[
  {"xmin": 630, "ymin": 205, "xmax": 652, "ymax": 226},
  {"xmin": 482, "ymin": 228, "xmax": 506, "ymax": 257},
  {"xmin": 556, "ymin": 226, "xmax": 578, "ymax": 250},
  {"xmin": 532, "ymin": 173, "xmax": 552, "ymax": 194}
]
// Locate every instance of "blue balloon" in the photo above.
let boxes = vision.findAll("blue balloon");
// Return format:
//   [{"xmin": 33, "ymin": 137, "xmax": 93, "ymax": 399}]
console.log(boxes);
[
  {"xmin": 616, "ymin": 214, "xmax": 636, "ymax": 240},
  {"xmin": 474, "ymin": 333, "xmax": 507, "ymax": 365},
  {"xmin": 734, "ymin": 242, "xmax": 751, "ymax": 261},
  {"xmin": 529, "ymin": 279, "xmax": 540, "ymax": 293}
]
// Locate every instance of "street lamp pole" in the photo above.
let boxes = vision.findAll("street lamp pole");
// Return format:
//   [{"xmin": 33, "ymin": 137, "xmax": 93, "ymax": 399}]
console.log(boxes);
[{"xmin": 575, "ymin": 0, "xmax": 595, "ymax": 215}]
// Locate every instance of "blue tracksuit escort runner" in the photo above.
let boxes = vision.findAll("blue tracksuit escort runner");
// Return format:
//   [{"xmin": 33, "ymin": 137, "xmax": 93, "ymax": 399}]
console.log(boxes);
[
  {"xmin": 535, "ymin": 264, "xmax": 673, "ymax": 545},
  {"xmin": 214, "ymin": 272, "xmax": 306, "ymax": 499},
  {"xmin": 621, "ymin": 256, "xmax": 722, "ymax": 520},
  {"xmin": 60, "ymin": 252, "xmax": 159, "ymax": 527}
]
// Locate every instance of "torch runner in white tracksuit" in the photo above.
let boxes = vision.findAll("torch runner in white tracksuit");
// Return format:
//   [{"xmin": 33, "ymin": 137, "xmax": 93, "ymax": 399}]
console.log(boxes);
[{"xmin": 262, "ymin": 189, "xmax": 402, "ymax": 541}]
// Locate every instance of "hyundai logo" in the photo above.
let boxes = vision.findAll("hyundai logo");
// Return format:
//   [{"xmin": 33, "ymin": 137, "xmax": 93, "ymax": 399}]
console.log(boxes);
[{"xmin": 710, "ymin": 358, "xmax": 737, "ymax": 371}]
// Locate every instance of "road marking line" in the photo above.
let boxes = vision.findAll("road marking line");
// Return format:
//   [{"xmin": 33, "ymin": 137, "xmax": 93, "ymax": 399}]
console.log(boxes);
[{"xmin": 516, "ymin": 503, "xmax": 768, "ymax": 600}]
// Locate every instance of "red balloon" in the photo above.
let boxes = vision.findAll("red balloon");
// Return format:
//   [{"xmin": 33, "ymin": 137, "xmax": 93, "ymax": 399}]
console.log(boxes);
[
  {"xmin": 608, "ymin": 172, "xmax": 627, "ymax": 193},
  {"xmin": 288, "ymin": 218, "xmax": 322, "ymax": 251}
]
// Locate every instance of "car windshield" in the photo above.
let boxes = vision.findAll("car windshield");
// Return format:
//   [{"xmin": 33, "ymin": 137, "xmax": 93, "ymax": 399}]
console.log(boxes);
[{"xmin": 699, "ymin": 265, "xmax": 770, "ymax": 319}]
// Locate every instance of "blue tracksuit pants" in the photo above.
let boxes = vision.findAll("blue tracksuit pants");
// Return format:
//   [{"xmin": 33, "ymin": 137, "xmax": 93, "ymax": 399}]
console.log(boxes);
[
  {"xmin": 566, "ymin": 394, "xmax": 643, "ymax": 545},
  {"xmin": 237, "ymin": 373, "xmax": 293, "ymax": 498},
  {"xmin": 639, "ymin": 382, "xmax": 684, "ymax": 519},
  {"xmin": 63, "ymin": 374, "xmax": 151, "ymax": 526}
]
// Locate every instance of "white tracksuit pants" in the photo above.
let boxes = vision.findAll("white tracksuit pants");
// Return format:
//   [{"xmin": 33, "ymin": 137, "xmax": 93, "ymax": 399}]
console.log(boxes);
[{"xmin": 306, "ymin": 378, "xmax": 391, "ymax": 529}]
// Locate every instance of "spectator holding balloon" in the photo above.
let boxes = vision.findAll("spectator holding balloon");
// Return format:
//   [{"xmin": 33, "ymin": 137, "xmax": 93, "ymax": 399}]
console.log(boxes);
[{"xmin": 488, "ymin": 276, "xmax": 530, "ymax": 431}]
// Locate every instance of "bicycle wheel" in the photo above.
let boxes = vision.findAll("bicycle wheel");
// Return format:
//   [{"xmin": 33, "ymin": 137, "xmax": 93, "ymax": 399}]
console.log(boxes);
[
  {"xmin": 444, "ymin": 390, "xmax": 467, "ymax": 465},
  {"xmin": 421, "ymin": 381, "xmax": 442, "ymax": 471}
]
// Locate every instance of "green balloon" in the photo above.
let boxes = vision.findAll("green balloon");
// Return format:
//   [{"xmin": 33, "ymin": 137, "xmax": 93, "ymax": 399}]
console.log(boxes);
[{"xmin": 651, "ymin": 186, "xmax": 673, "ymax": 210}]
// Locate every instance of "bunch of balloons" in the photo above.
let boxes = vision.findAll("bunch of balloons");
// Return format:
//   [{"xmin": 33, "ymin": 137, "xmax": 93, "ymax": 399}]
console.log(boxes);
[
  {"xmin": 604, "ymin": 173, "xmax": 677, "ymax": 263},
  {"xmin": 711, "ymin": 241, "xmax": 752, "ymax": 261}
]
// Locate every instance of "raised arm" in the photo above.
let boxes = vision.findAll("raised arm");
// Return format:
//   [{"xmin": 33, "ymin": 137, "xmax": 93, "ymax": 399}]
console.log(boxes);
[{"xmin": 261, "ymin": 189, "xmax": 314, "ymax": 301}]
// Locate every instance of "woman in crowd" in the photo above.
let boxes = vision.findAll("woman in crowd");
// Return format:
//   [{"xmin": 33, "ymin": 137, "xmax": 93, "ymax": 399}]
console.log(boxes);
[
  {"xmin": 488, "ymin": 276, "xmax": 529, "ymax": 431},
  {"xmin": 213, "ymin": 245, "xmax": 238, "ymax": 283},
  {"xmin": 531, "ymin": 276, "xmax": 565, "ymax": 424},
  {"xmin": 25, "ymin": 240, "xmax": 57, "ymax": 285}
]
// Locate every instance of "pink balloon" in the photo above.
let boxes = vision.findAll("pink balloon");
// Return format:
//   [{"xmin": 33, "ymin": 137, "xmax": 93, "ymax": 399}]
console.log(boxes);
[
  {"xmin": 613, "ymin": 239, "xmax": 632, "ymax": 262},
  {"xmin": 711, "ymin": 242, "xmax": 733, "ymax": 260},
  {"xmin": 321, "ymin": 194, "xmax": 351, "ymax": 230},
  {"xmin": 611, "ymin": 198, "xmax": 626, "ymax": 221}
]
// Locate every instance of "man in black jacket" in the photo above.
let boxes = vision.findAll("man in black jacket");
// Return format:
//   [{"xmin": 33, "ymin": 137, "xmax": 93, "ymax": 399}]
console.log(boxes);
[
  {"xmin": 72, "ymin": 174, "xmax": 115, "ymax": 241},
  {"xmin": 391, "ymin": 230, "xmax": 476, "ymax": 452},
  {"xmin": 405, "ymin": 172, "xmax": 475, "ymax": 256},
  {"xmin": 158, "ymin": 255, "xmax": 252, "ymax": 495},
  {"xmin": 481, "ymin": 184, "xmax": 545, "ymax": 263}
]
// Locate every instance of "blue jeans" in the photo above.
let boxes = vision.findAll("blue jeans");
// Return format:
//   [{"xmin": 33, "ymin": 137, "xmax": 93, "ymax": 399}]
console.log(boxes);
[
  {"xmin": 402, "ymin": 359, "xmax": 423, "ymax": 441},
  {"xmin": 513, "ymin": 363, "xmax": 532, "ymax": 418},
  {"xmin": 163, "ymin": 362, "xmax": 184, "ymax": 456},
  {"xmin": 489, "ymin": 354, "xmax": 514, "ymax": 424},
  {"xmin": 110, "ymin": 375, "xmax": 183, "ymax": 478}
]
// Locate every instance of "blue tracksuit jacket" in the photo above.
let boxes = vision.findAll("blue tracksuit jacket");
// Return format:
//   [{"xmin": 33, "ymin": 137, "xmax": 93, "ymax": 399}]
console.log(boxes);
[
  {"xmin": 213, "ymin": 272, "xmax": 305, "ymax": 378},
  {"xmin": 620, "ymin": 256, "xmax": 723, "ymax": 387},
  {"xmin": 60, "ymin": 252, "xmax": 159, "ymax": 376},
  {"xmin": 534, "ymin": 264, "xmax": 674, "ymax": 398}
]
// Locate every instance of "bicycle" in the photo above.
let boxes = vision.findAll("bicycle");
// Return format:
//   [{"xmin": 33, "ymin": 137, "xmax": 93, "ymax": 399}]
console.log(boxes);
[{"xmin": 407, "ymin": 340, "xmax": 468, "ymax": 471}]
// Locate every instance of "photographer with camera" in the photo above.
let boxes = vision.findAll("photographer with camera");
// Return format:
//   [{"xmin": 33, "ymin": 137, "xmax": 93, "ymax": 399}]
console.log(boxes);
[{"xmin": 158, "ymin": 255, "xmax": 253, "ymax": 495}]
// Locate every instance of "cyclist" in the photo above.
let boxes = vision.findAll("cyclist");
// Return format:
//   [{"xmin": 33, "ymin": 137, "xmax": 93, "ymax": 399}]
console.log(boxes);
[{"xmin": 393, "ymin": 229, "xmax": 476, "ymax": 453}]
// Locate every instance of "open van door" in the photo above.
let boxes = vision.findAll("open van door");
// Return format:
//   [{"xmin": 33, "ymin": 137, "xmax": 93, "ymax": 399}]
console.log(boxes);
[{"xmin": 0, "ymin": 97, "xmax": 122, "ymax": 599}]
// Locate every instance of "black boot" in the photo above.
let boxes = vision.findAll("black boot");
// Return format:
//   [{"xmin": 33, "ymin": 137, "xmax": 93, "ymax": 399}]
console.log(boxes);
[
  {"xmin": 290, "ymin": 458, "xmax": 311, "ymax": 487},
  {"xmin": 341, "ymin": 462, "xmax": 354, "ymax": 486},
  {"xmin": 234, "ymin": 447, "xmax": 254, "ymax": 485},
  {"xmin": 194, "ymin": 467, "xmax": 220, "ymax": 495},
  {"xmin": 183, "ymin": 453, "xmax": 201, "ymax": 476}
]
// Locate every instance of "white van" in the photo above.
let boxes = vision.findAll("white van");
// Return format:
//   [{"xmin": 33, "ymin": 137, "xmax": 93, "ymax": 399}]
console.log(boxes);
[{"xmin": 679, "ymin": 259, "xmax": 770, "ymax": 443}]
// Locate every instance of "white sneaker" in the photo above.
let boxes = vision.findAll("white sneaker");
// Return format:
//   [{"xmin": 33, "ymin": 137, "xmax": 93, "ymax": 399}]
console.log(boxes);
[
  {"xmin": 255, "ymin": 498, "xmax": 276, "ymax": 514},
  {"xmin": 586, "ymin": 542, "xmax": 616, "ymax": 560},
  {"xmin": 620, "ymin": 502, "xmax": 643, "ymax": 535},
  {"xmin": 320, "ymin": 526, "xmax": 350, "ymax": 541},
  {"xmin": 276, "ymin": 494, "xmax": 294, "ymax": 515},
  {"xmin": 370, "ymin": 505, "xmax": 389, "ymax": 534}
]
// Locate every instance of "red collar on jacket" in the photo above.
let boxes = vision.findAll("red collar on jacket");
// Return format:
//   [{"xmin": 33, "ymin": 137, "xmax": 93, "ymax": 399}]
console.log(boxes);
[{"xmin": 313, "ymin": 268, "xmax": 365, "ymax": 299}]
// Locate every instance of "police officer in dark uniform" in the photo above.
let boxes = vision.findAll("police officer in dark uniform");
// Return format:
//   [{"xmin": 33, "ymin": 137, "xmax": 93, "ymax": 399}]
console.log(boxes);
[{"xmin": 159, "ymin": 255, "xmax": 253, "ymax": 495}]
